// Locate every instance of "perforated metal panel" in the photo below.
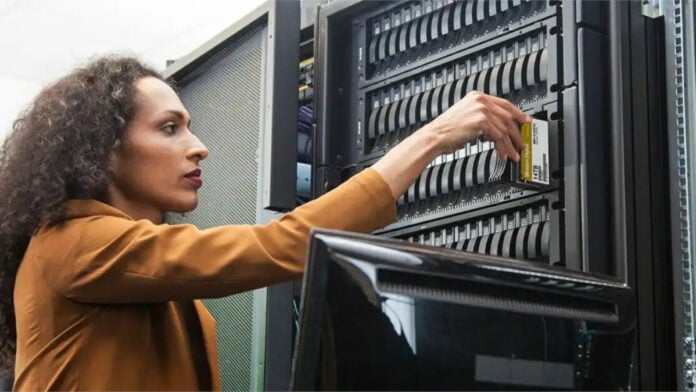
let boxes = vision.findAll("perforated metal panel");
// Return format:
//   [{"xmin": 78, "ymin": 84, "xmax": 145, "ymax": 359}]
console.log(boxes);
[
  {"xmin": 665, "ymin": 0, "xmax": 696, "ymax": 389},
  {"xmin": 175, "ymin": 23, "xmax": 268, "ymax": 392}
]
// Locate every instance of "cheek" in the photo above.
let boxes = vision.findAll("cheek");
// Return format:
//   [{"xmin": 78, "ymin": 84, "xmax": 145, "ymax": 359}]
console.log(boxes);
[
  {"xmin": 115, "ymin": 143, "xmax": 199, "ymax": 211},
  {"xmin": 114, "ymin": 144, "xmax": 176, "ymax": 193},
  {"xmin": 125, "ymin": 141, "xmax": 174, "ymax": 173}
]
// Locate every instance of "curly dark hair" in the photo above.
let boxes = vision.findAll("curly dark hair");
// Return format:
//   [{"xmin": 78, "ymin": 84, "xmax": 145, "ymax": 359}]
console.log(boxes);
[{"xmin": 0, "ymin": 56, "xmax": 164, "ymax": 377}]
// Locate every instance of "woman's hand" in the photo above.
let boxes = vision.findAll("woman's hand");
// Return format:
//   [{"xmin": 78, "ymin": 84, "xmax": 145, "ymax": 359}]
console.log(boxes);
[
  {"xmin": 425, "ymin": 90, "xmax": 531, "ymax": 161},
  {"xmin": 371, "ymin": 91, "xmax": 532, "ymax": 200}
]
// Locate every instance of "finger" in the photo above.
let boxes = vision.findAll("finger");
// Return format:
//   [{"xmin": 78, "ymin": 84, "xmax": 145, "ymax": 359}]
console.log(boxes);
[
  {"xmin": 491, "ymin": 134, "xmax": 513, "ymax": 161},
  {"xmin": 486, "ymin": 94, "xmax": 531, "ymax": 123},
  {"xmin": 481, "ymin": 122, "xmax": 505, "ymax": 147},
  {"xmin": 489, "ymin": 102, "xmax": 525, "ymax": 151},
  {"xmin": 505, "ymin": 120, "xmax": 525, "ymax": 152},
  {"xmin": 478, "ymin": 121, "xmax": 507, "ymax": 160},
  {"xmin": 489, "ymin": 123, "xmax": 515, "ymax": 162},
  {"xmin": 489, "ymin": 134, "xmax": 510, "ymax": 161},
  {"xmin": 488, "ymin": 112, "xmax": 520, "ymax": 161},
  {"xmin": 509, "ymin": 125, "xmax": 526, "ymax": 152},
  {"xmin": 486, "ymin": 94, "xmax": 529, "ymax": 122},
  {"xmin": 495, "ymin": 143, "xmax": 508, "ymax": 161},
  {"xmin": 502, "ymin": 131, "xmax": 519, "ymax": 162}
]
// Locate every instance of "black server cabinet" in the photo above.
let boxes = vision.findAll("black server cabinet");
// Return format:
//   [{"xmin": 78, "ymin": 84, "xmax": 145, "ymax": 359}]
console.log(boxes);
[
  {"xmin": 309, "ymin": 0, "xmax": 676, "ymax": 389},
  {"xmin": 313, "ymin": 0, "xmax": 619, "ymax": 274}
]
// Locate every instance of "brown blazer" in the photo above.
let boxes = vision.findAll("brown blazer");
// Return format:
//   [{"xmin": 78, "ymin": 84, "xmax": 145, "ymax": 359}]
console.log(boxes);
[{"xmin": 13, "ymin": 169, "xmax": 396, "ymax": 391}]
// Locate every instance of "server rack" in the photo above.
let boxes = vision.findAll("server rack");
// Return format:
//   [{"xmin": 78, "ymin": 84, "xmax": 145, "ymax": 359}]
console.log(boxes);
[
  {"xmin": 314, "ymin": 0, "xmax": 619, "ymax": 274},
  {"xmin": 308, "ymin": 0, "xmax": 687, "ymax": 389}
]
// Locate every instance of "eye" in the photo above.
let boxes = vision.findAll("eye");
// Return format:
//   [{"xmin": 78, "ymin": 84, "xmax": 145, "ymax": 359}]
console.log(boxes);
[{"xmin": 161, "ymin": 122, "xmax": 177, "ymax": 135}]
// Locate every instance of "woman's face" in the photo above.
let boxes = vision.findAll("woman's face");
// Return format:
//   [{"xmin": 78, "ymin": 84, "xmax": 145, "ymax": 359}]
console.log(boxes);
[{"xmin": 106, "ymin": 76, "xmax": 208, "ymax": 222}]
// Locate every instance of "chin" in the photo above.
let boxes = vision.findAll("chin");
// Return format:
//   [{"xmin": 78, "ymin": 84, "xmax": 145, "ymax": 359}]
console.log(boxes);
[
  {"xmin": 182, "ymin": 198, "xmax": 199, "ymax": 212},
  {"xmin": 166, "ymin": 195, "xmax": 199, "ymax": 213}
]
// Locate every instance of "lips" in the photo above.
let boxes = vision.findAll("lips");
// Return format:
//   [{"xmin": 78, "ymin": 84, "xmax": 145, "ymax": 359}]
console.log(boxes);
[
  {"xmin": 185, "ymin": 169, "xmax": 203, "ymax": 188},
  {"xmin": 185, "ymin": 169, "xmax": 202, "ymax": 178}
]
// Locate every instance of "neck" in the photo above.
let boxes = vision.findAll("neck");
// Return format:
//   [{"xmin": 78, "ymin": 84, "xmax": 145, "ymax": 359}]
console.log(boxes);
[{"xmin": 103, "ymin": 185, "xmax": 163, "ymax": 224}]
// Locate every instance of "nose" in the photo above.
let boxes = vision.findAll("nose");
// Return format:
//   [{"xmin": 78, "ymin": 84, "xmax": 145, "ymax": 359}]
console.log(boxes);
[{"xmin": 186, "ymin": 133, "xmax": 209, "ymax": 161}]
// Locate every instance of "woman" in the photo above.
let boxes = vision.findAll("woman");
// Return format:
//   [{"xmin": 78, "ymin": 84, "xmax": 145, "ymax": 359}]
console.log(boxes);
[{"xmin": 0, "ymin": 56, "xmax": 528, "ymax": 390}]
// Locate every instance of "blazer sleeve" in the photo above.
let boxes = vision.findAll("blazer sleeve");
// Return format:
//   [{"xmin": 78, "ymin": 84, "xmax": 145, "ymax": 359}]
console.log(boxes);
[{"xmin": 35, "ymin": 169, "xmax": 397, "ymax": 303}]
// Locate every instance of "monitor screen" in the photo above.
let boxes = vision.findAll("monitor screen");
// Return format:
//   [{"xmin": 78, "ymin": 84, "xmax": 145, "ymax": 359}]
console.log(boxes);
[{"xmin": 291, "ymin": 229, "xmax": 635, "ymax": 390}]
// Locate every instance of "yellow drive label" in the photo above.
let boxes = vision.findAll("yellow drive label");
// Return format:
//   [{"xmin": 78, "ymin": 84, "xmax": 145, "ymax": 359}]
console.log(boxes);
[
  {"xmin": 520, "ymin": 122, "xmax": 532, "ymax": 182},
  {"xmin": 520, "ymin": 119, "xmax": 549, "ymax": 185}
]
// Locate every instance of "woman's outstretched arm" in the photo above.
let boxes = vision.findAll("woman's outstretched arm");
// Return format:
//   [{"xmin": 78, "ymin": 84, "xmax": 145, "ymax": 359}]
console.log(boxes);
[{"xmin": 372, "ymin": 91, "xmax": 531, "ymax": 199}]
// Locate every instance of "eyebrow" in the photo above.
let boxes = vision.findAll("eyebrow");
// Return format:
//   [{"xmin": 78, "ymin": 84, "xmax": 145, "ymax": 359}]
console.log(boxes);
[{"xmin": 159, "ymin": 110, "xmax": 192, "ymax": 127}]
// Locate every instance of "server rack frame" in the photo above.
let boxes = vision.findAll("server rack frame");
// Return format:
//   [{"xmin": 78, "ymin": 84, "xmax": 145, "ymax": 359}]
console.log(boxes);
[
  {"xmin": 312, "ymin": 0, "xmax": 623, "ymax": 276},
  {"xmin": 311, "ymin": 0, "xmax": 676, "ymax": 389}
]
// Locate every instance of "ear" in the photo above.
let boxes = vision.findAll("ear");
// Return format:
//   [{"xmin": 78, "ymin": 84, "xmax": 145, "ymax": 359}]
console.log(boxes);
[
  {"xmin": 102, "ymin": 143, "xmax": 125, "ymax": 207},
  {"xmin": 109, "ymin": 140, "xmax": 124, "ymax": 174}
]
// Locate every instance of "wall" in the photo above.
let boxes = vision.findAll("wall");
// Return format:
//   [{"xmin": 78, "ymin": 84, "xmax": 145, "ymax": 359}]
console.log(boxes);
[{"xmin": 0, "ymin": 0, "xmax": 266, "ymax": 143}]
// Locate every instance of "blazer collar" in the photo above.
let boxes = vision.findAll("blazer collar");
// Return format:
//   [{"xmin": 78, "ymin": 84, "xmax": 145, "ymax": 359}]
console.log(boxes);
[{"xmin": 64, "ymin": 199, "xmax": 134, "ymax": 221}]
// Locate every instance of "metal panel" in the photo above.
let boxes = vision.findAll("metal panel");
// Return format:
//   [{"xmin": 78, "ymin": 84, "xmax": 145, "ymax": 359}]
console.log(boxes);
[
  {"xmin": 665, "ymin": 0, "xmax": 696, "ymax": 389},
  {"xmin": 171, "ymin": 23, "xmax": 269, "ymax": 392},
  {"xmin": 259, "ymin": 0, "xmax": 300, "ymax": 211},
  {"xmin": 164, "ymin": 1, "xmax": 300, "ymax": 390},
  {"xmin": 627, "ymin": 1, "xmax": 676, "ymax": 388}
]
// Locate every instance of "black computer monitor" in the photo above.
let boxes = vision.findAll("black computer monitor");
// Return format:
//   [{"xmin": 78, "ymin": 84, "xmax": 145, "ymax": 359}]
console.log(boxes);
[{"xmin": 290, "ymin": 229, "xmax": 635, "ymax": 390}]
